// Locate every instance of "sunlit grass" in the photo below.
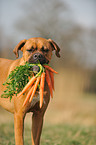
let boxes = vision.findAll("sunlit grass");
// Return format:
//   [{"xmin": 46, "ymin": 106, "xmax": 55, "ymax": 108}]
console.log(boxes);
[
  {"xmin": 0, "ymin": 92, "xmax": 96, "ymax": 144},
  {"xmin": 0, "ymin": 123, "xmax": 96, "ymax": 145}
]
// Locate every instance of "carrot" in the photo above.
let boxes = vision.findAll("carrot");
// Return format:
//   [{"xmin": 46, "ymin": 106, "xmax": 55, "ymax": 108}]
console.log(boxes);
[
  {"xmin": 40, "ymin": 72, "xmax": 45, "ymax": 108},
  {"xmin": 23, "ymin": 85, "xmax": 34, "ymax": 106},
  {"xmin": 43, "ymin": 65, "xmax": 58, "ymax": 74},
  {"xmin": 49, "ymin": 71, "xmax": 54, "ymax": 90},
  {"xmin": 45, "ymin": 69, "xmax": 53, "ymax": 98},
  {"xmin": 17, "ymin": 76, "xmax": 36, "ymax": 98},
  {"xmin": 29, "ymin": 76, "xmax": 41, "ymax": 102}
]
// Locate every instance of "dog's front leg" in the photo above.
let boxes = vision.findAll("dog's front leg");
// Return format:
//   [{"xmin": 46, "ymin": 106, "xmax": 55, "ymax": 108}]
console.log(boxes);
[
  {"xmin": 31, "ymin": 112, "xmax": 44, "ymax": 145},
  {"xmin": 14, "ymin": 112, "xmax": 25, "ymax": 145},
  {"xmin": 31, "ymin": 88, "xmax": 50, "ymax": 145}
]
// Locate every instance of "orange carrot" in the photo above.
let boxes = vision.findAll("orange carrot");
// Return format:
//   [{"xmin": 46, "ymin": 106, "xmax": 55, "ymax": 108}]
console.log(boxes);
[
  {"xmin": 23, "ymin": 85, "xmax": 35, "ymax": 106},
  {"xmin": 49, "ymin": 71, "xmax": 54, "ymax": 90},
  {"xmin": 17, "ymin": 76, "xmax": 36, "ymax": 98},
  {"xmin": 45, "ymin": 69, "xmax": 53, "ymax": 98},
  {"xmin": 29, "ymin": 76, "xmax": 41, "ymax": 102},
  {"xmin": 40, "ymin": 72, "xmax": 45, "ymax": 108},
  {"xmin": 43, "ymin": 65, "xmax": 58, "ymax": 74}
]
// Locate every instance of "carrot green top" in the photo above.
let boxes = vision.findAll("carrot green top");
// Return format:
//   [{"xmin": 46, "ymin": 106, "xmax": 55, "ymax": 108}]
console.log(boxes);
[{"xmin": 1, "ymin": 63, "xmax": 45, "ymax": 101}]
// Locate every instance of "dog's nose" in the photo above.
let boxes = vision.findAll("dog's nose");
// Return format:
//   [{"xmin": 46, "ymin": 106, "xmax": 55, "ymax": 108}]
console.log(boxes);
[
  {"xmin": 33, "ymin": 53, "xmax": 43, "ymax": 60},
  {"xmin": 28, "ymin": 52, "xmax": 49, "ymax": 64}
]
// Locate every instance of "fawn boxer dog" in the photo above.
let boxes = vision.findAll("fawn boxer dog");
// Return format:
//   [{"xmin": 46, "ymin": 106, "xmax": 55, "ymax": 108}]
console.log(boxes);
[{"xmin": 0, "ymin": 37, "xmax": 60, "ymax": 145}]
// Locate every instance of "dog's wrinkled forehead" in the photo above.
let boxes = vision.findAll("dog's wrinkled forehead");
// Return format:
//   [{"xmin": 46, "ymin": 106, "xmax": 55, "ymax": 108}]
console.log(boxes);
[
  {"xmin": 24, "ymin": 38, "xmax": 51, "ymax": 50},
  {"xmin": 13, "ymin": 37, "xmax": 60, "ymax": 58}
]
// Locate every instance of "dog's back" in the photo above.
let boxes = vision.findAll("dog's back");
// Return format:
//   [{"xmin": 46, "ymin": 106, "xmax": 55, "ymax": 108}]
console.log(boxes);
[
  {"xmin": 0, "ymin": 58, "xmax": 13, "ymax": 93},
  {"xmin": 0, "ymin": 58, "xmax": 14, "ymax": 112}
]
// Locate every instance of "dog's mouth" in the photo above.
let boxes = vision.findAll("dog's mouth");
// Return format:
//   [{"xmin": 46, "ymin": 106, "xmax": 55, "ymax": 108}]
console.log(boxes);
[{"xmin": 28, "ymin": 52, "xmax": 49, "ymax": 65}]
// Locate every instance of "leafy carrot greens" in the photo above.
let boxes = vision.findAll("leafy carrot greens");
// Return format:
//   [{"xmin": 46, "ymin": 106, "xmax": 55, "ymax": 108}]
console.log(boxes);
[{"xmin": 1, "ymin": 63, "xmax": 44, "ymax": 100}]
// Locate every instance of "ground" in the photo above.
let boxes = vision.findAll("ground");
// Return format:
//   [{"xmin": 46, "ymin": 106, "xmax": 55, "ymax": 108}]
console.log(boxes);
[{"xmin": 0, "ymin": 93, "xmax": 96, "ymax": 145}]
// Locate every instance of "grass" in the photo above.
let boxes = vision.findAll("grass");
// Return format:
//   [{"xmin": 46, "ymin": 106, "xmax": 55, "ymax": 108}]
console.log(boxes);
[
  {"xmin": 0, "ymin": 123, "xmax": 96, "ymax": 145},
  {"xmin": 0, "ymin": 92, "xmax": 96, "ymax": 145},
  {"xmin": 42, "ymin": 124, "xmax": 96, "ymax": 145}
]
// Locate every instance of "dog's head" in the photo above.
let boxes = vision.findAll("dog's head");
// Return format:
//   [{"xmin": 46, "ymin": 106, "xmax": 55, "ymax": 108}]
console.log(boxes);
[{"xmin": 13, "ymin": 37, "xmax": 60, "ymax": 64}]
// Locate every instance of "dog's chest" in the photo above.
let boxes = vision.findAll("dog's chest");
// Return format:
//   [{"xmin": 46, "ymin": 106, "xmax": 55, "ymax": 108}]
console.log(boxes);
[
  {"xmin": 30, "ymin": 95, "xmax": 40, "ymax": 107},
  {"xmin": 30, "ymin": 93, "xmax": 46, "ymax": 108}
]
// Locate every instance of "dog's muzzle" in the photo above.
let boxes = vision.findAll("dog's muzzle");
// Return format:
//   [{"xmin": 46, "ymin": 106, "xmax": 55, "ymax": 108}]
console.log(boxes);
[{"xmin": 28, "ymin": 52, "xmax": 49, "ymax": 65}]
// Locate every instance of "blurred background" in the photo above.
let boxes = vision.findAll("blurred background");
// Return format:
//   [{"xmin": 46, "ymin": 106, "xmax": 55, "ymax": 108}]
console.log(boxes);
[{"xmin": 0, "ymin": 0, "xmax": 96, "ymax": 126}]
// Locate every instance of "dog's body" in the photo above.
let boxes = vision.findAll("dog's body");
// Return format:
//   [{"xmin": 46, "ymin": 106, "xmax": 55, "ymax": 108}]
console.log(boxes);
[{"xmin": 0, "ymin": 37, "xmax": 60, "ymax": 145}]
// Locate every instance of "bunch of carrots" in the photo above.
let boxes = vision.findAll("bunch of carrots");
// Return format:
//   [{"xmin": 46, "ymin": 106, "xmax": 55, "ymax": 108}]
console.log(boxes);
[{"xmin": 17, "ymin": 65, "xmax": 58, "ymax": 108}]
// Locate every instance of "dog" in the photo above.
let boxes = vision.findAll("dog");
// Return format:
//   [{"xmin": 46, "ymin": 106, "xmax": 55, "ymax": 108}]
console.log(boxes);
[{"xmin": 0, "ymin": 37, "xmax": 60, "ymax": 145}]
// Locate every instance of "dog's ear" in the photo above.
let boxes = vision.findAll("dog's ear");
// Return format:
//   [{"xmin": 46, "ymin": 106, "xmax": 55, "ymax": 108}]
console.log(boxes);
[
  {"xmin": 48, "ymin": 39, "xmax": 60, "ymax": 58},
  {"xmin": 13, "ymin": 39, "xmax": 26, "ymax": 58}
]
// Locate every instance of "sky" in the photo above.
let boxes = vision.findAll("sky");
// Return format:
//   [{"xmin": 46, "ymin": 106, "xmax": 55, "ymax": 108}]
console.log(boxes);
[
  {"xmin": 0, "ymin": 0, "xmax": 24, "ymax": 38},
  {"xmin": 65, "ymin": 0, "xmax": 96, "ymax": 28},
  {"xmin": 0, "ymin": 0, "xmax": 96, "ymax": 37}
]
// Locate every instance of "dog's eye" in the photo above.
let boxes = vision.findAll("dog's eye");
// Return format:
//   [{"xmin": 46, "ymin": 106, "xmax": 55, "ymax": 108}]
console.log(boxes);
[
  {"xmin": 42, "ymin": 47, "xmax": 49, "ymax": 53},
  {"xmin": 26, "ymin": 49, "xmax": 34, "ymax": 52}
]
